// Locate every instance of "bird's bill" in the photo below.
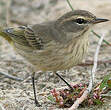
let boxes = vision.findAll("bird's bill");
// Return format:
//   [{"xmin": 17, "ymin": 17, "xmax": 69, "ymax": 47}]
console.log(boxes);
[{"xmin": 94, "ymin": 18, "xmax": 109, "ymax": 24}]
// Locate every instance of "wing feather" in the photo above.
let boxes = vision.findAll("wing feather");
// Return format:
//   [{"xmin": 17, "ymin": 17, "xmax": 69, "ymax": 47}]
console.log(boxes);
[{"xmin": 4, "ymin": 26, "xmax": 44, "ymax": 50}]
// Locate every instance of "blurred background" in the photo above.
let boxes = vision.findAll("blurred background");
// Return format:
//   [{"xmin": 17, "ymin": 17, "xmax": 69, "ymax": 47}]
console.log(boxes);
[{"xmin": 0, "ymin": 0, "xmax": 111, "ymax": 110}]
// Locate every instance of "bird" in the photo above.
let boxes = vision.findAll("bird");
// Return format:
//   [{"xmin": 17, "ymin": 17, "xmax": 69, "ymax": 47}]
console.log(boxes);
[{"xmin": 0, "ymin": 10, "xmax": 109, "ymax": 106}]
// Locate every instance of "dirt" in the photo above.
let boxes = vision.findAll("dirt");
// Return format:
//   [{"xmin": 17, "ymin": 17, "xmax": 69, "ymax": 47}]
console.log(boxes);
[{"xmin": 0, "ymin": 0, "xmax": 111, "ymax": 110}]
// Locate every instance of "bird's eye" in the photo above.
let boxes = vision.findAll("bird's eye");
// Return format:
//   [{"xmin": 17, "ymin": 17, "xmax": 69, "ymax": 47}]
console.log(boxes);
[{"xmin": 76, "ymin": 18, "xmax": 87, "ymax": 24}]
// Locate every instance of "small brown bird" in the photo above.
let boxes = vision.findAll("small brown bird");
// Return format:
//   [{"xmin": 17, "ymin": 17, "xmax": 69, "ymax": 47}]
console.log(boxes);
[{"xmin": 0, "ymin": 10, "xmax": 109, "ymax": 106}]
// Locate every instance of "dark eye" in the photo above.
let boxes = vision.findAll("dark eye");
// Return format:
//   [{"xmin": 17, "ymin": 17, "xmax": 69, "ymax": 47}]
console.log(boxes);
[{"xmin": 76, "ymin": 18, "xmax": 87, "ymax": 24}]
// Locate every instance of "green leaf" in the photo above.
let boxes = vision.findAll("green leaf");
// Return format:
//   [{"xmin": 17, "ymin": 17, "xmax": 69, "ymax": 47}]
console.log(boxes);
[
  {"xmin": 99, "ymin": 74, "xmax": 111, "ymax": 90},
  {"xmin": 94, "ymin": 99, "xmax": 103, "ymax": 105},
  {"xmin": 47, "ymin": 95, "xmax": 55, "ymax": 102}
]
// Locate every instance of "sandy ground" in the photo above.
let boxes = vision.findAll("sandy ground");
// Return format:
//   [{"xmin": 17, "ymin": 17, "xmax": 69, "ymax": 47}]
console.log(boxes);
[{"xmin": 0, "ymin": 0, "xmax": 111, "ymax": 110}]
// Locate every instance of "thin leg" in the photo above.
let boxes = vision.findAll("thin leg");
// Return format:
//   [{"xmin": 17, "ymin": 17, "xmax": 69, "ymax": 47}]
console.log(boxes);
[
  {"xmin": 55, "ymin": 72, "xmax": 73, "ymax": 91},
  {"xmin": 32, "ymin": 72, "xmax": 41, "ymax": 107}
]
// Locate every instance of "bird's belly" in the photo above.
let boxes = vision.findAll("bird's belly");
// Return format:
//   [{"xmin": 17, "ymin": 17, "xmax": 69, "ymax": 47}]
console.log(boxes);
[
  {"xmin": 14, "ymin": 40, "xmax": 88, "ymax": 72},
  {"xmin": 32, "ymin": 41, "xmax": 88, "ymax": 71}
]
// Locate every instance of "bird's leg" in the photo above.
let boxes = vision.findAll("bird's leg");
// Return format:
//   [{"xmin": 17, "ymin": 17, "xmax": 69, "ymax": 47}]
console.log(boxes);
[
  {"xmin": 32, "ymin": 72, "xmax": 41, "ymax": 107},
  {"xmin": 54, "ymin": 72, "xmax": 74, "ymax": 91}
]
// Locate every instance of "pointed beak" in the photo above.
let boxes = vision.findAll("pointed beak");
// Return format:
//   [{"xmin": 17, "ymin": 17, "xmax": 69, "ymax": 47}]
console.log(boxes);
[{"xmin": 93, "ymin": 18, "xmax": 109, "ymax": 24}]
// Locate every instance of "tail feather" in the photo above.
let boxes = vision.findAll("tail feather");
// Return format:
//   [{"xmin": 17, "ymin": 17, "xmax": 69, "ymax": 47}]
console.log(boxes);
[
  {"xmin": 4, "ymin": 28, "xmax": 14, "ymax": 34},
  {"xmin": 0, "ymin": 26, "xmax": 12, "ymax": 44},
  {"xmin": 0, "ymin": 26, "xmax": 32, "ymax": 47},
  {"xmin": 0, "ymin": 26, "xmax": 26, "ymax": 44}
]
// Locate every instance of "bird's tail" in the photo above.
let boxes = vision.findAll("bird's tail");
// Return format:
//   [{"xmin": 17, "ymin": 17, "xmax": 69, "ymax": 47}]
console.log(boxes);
[{"xmin": 0, "ymin": 26, "xmax": 13, "ymax": 44}]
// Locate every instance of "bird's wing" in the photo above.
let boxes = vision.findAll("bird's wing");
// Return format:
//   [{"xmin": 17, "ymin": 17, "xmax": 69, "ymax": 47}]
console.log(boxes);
[
  {"xmin": 25, "ymin": 26, "xmax": 44, "ymax": 50},
  {"xmin": 3, "ymin": 26, "xmax": 44, "ymax": 50}
]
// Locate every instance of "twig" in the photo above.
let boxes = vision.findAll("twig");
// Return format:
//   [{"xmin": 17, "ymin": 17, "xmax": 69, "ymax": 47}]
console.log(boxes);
[
  {"xmin": 66, "ymin": 0, "xmax": 74, "ymax": 11},
  {"xmin": 0, "ymin": 104, "xmax": 5, "ymax": 110},
  {"xmin": 6, "ymin": 0, "xmax": 11, "ymax": 26},
  {"xmin": 92, "ymin": 30, "xmax": 111, "ymax": 46},
  {"xmin": 69, "ymin": 34, "xmax": 104, "ymax": 110},
  {"xmin": 0, "ymin": 71, "xmax": 23, "ymax": 81},
  {"xmin": 78, "ymin": 60, "xmax": 111, "ymax": 66}
]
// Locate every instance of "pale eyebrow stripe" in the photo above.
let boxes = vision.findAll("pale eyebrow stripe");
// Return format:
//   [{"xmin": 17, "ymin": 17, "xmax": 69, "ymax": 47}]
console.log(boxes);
[{"xmin": 60, "ymin": 16, "xmax": 93, "ymax": 24}]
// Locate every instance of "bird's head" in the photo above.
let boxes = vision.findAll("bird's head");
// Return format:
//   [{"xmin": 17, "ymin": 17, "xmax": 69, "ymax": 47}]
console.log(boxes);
[{"xmin": 56, "ymin": 10, "xmax": 109, "ymax": 36}]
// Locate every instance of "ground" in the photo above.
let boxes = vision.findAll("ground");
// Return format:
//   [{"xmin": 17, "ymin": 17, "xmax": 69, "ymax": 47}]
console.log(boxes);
[{"xmin": 0, "ymin": 0, "xmax": 111, "ymax": 110}]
